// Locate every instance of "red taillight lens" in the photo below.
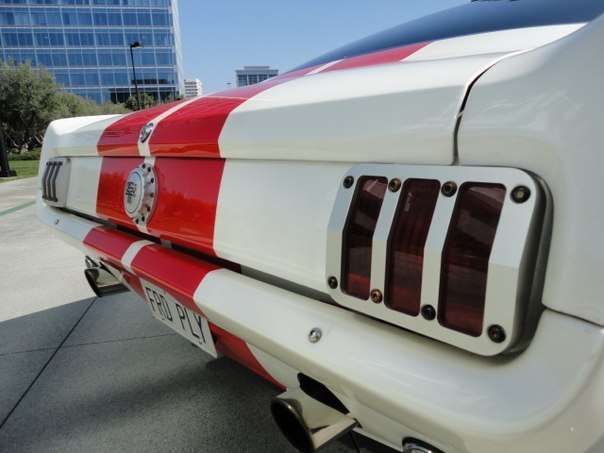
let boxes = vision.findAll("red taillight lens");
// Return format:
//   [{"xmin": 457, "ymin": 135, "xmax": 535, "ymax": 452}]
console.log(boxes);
[
  {"xmin": 438, "ymin": 183, "xmax": 506, "ymax": 336},
  {"xmin": 341, "ymin": 176, "xmax": 388, "ymax": 299},
  {"xmin": 385, "ymin": 179, "xmax": 440, "ymax": 316}
]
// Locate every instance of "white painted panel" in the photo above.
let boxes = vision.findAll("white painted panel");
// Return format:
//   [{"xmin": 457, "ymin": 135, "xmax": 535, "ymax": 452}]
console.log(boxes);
[
  {"xmin": 195, "ymin": 268, "xmax": 604, "ymax": 452},
  {"xmin": 219, "ymin": 55, "xmax": 504, "ymax": 164},
  {"xmin": 214, "ymin": 160, "xmax": 348, "ymax": 291},
  {"xmin": 406, "ymin": 24, "xmax": 584, "ymax": 61},
  {"xmin": 458, "ymin": 14, "xmax": 604, "ymax": 325},
  {"xmin": 65, "ymin": 157, "xmax": 102, "ymax": 216},
  {"xmin": 37, "ymin": 196, "xmax": 95, "ymax": 251},
  {"xmin": 42, "ymin": 114, "xmax": 121, "ymax": 158}
]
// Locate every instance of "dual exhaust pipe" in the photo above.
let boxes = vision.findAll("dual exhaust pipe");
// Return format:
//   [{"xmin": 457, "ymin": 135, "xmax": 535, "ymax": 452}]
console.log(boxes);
[
  {"xmin": 271, "ymin": 383, "xmax": 442, "ymax": 453},
  {"xmin": 84, "ymin": 257, "xmax": 128, "ymax": 297},
  {"xmin": 271, "ymin": 376, "xmax": 358, "ymax": 452}
]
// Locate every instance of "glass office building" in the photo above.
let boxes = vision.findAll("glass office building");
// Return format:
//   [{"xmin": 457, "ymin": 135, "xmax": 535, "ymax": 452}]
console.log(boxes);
[{"xmin": 0, "ymin": 0, "xmax": 184, "ymax": 104}]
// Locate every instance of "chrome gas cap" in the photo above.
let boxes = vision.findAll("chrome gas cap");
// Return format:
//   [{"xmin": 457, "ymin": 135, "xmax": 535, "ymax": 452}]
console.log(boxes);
[{"xmin": 124, "ymin": 162, "xmax": 157, "ymax": 225}]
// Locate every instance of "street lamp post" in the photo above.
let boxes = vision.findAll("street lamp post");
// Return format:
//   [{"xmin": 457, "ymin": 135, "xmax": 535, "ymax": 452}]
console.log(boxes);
[{"xmin": 129, "ymin": 41, "xmax": 143, "ymax": 110}]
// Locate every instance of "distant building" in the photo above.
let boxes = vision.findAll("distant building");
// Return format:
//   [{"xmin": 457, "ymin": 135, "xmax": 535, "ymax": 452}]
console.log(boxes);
[
  {"xmin": 236, "ymin": 66, "xmax": 278, "ymax": 87},
  {"xmin": 0, "ymin": 0, "xmax": 184, "ymax": 104},
  {"xmin": 184, "ymin": 78, "xmax": 202, "ymax": 97}
]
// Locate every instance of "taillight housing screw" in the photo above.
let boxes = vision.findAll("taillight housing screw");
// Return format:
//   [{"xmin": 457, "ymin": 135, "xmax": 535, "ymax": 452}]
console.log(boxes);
[
  {"xmin": 441, "ymin": 181, "xmax": 457, "ymax": 197},
  {"xmin": 308, "ymin": 328, "xmax": 322, "ymax": 343},
  {"xmin": 511, "ymin": 186, "xmax": 531, "ymax": 203},
  {"xmin": 488, "ymin": 325, "xmax": 506, "ymax": 343},
  {"xmin": 421, "ymin": 305, "xmax": 436, "ymax": 320},
  {"xmin": 370, "ymin": 289, "xmax": 383, "ymax": 303},
  {"xmin": 327, "ymin": 276, "xmax": 338, "ymax": 289},
  {"xmin": 343, "ymin": 176, "xmax": 354, "ymax": 189},
  {"xmin": 388, "ymin": 178, "xmax": 402, "ymax": 192}
]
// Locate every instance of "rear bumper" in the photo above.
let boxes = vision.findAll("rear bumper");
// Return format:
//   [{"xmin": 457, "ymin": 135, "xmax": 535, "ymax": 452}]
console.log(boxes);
[{"xmin": 39, "ymin": 199, "xmax": 604, "ymax": 452}]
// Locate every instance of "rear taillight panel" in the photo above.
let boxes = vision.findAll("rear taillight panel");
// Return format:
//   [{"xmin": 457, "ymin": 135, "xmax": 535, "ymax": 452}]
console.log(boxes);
[
  {"xmin": 41, "ymin": 157, "xmax": 71, "ymax": 208},
  {"xmin": 327, "ymin": 165, "xmax": 545, "ymax": 356}
]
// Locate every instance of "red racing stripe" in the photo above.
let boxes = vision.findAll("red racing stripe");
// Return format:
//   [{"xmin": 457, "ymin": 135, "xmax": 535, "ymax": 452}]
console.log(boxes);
[
  {"xmin": 320, "ymin": 42, "xmax": 430, "ymax": 73},
  {"xmin": 210, "ymin": 323, "xmax": 284, "ymax": 389},
  {"xmin": 130, "ymin": 244, "xmax": 219, "ymax": 315},
  {"xmin": 147, "ymin": 78, "xmax": 291, "ymax": 157},
  {"xmin": 97, "ymin": 100, "xmax": 187, "ymax": 156},
  {"xmin": 82, "ymin": 224, "xmax": 216, "ymax": 316},
  {"xmin": 115, "ymin": 240, "xmax": 274, "ymax": 384},
  {"xmin": 146, "ymin": 158, "xmax": 224, "ymax": 257},
  {"xmin": 121, "ymin": 272, "xmax": 146, "ymax": 299},
  {"xmin": 96, "ymin": 157, "xmax": 224, "ymax": 256},
  {"xmin": 83, "ymin": 220, "xmax": 281, "ymax": 388},
  {"xmin": 95, "ymin": 47, "xmax": 425, "ymax": 159},
  {"xmin": 83, "ymin": 226, "xmax": 140, "ymax": 269},
  {"xmin": 270, "ymin": 64, "xmax": 323, "ymax": 81},
  {"xmin": 96, "ymin": 156, "xmax": 144, "ymax": 228}
]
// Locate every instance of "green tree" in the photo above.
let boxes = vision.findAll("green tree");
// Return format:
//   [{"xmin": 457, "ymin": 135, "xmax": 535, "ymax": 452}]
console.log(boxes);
[
  {"xmin": 124, "ymin": 92, "xmax": 156, "ymax": 111},
  {"xmin": 52, "ymin": 93, "xmax": 129, "ymax": 117},
  {"xmin": 0, "ymin": 60, "xmax": 59, "ymax": 151},
  {"xmin": 54, "ymin": 92, "xmax": 100, "ymax": 118},
  {"xmin": 1, "ymin": 60, "xmax": 130, "ymax": 153},
  {"xmin": 98, "ymin": 102, "xmax": 129, "ymax": 115},
  {"xmin": 164, "ymin": 93, "xmax": 184, "ymax": 103}
]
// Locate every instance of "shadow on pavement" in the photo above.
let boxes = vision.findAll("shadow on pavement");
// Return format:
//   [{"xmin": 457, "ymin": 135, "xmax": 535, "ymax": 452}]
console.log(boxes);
[{"xmin": 0, "ymin": 295, "xmax": 396, "ymax": 452}]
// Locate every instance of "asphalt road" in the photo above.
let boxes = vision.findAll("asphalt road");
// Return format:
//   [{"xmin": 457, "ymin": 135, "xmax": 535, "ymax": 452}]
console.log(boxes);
[{"xmin": 0, "ymin": 177, "xmax": 395, "ymax": 453}]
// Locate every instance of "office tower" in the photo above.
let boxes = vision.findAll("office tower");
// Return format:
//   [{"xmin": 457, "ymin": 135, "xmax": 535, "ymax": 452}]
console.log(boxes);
[{"xmin": 0, "ymin": 0, "xmax": 184, "ymax": 104}]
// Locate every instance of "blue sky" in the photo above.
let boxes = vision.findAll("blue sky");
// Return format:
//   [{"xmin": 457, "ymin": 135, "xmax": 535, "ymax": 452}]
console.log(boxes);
[{"xmin": 178, "ymin": 1, "xmax": 468, "ymax": 94}]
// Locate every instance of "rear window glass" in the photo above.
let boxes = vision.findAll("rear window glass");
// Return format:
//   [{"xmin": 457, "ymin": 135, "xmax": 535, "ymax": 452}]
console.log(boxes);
[{"xmin": 293, "ymin": 0, "xmax": 604, "ymax": 71}]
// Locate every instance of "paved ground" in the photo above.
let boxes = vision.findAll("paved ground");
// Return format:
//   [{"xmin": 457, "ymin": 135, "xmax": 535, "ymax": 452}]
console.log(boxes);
[{"xmin": 0, "ymin": 177, "xmax": 394, "ymax": 452}]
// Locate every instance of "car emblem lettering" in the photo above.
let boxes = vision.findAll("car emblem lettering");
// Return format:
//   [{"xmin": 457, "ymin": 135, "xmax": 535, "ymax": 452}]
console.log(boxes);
[
  {"xmin": 125, "ymin": 181, "xmax": 137, "ymax": 205},
  {"xmin": 123, "ymin": 163, "xmax": 157, "ymax": 225}
]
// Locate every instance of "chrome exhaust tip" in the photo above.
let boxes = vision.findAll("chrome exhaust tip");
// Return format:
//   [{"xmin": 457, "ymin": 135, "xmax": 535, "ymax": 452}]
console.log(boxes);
[
  {"xmin": 84, "ymin": 258, "xmax": 127, "ymax": 297},
  {"xmin": 270, "ymin": 387, "xmax": 357, "ymax": 453},
  {"xmin": 402, "ymin": 438, "xmax": 444, "ymax": 453}
]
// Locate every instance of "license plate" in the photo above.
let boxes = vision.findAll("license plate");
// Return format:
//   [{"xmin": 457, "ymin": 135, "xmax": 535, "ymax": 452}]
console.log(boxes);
[{"xmin": 142, "ymin": 280, "xmax": 217, "ymax": 358}]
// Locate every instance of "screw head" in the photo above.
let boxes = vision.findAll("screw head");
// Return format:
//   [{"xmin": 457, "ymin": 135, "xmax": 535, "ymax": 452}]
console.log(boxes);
[
  {"xmin": 441, "ymin": 181, "xmax": 457, "ymax": 197},
  {"xmin": 511, "ymin": 186, "xmax": 531, "ymax": 203},
  {"xmin": 327, "ymin": 276, "xmax": 338, "ymax": 289},
  {"xmin": 308, "ymin": 328, "xmax": 322, "ymax": 343},
  {"xmin": 421, "ymin": 305, "xmax": 436, "ymax": 320},
  {"xmin": 388, "ymin": 178, "xmax": 402, "ymax": 192},
  {"xmin": 488, "ymin": 325, "xmax": 506, "ymax": 343},
  {"xmin": 370, "ymin": 289, "xmax": 383, "ymax": 303},
  {"xmin": 343, "ymin": 176, "xmax": 354, "ymax": 189}
]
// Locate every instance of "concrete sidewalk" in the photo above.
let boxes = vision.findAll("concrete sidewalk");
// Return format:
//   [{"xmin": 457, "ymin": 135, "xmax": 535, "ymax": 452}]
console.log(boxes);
[{"xmin": 0, "ymin": 178, "xmax": 392, "ymax": 452}]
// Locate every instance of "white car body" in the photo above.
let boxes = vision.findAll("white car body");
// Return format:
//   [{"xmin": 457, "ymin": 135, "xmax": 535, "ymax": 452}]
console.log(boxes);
[{"xmin": 38, "ymin": 2, "xmax": 604, "ymax": 451}]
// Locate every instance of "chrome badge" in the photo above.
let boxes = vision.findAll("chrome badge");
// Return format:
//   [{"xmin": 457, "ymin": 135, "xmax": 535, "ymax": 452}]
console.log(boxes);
[
  {"xmin": 139, "ymin": 122, "xmax": 154, "ymax": 143},
  {"xmin": 124, "ymin": 163, "xmax": 157, "ymax": 225}
]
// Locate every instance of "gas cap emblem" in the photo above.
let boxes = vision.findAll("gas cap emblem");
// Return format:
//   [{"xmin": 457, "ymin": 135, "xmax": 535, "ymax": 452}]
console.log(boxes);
[
  {"xmin": 139, "ymin": 122, "xmax": 154, "ymax": 143},
  {"xmin": 124, "ymin": 163, "xmax": 157, "ymax": 225}
]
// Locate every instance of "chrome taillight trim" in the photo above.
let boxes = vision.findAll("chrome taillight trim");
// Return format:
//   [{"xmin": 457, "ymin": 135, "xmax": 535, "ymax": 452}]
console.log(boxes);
[{"xmin": 327, "ymin": 164, "xmax": 546, "ymax": 356}]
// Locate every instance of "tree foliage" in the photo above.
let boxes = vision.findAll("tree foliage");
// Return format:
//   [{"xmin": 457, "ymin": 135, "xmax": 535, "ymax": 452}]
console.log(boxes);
[
  {"xmin": 54, "ymin": 92, "xmax": 129, "ymax": 118},
  {"xmin": 0, "ymin": 60, "xmax": 130, "ymax": 152},
  {"xmin": 0, "ymin": 61, "xmax": 58, "ymax": 151},
  {"xmin": 124, "ymin": 92, "xmax": 157, "ymax": 111}
]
